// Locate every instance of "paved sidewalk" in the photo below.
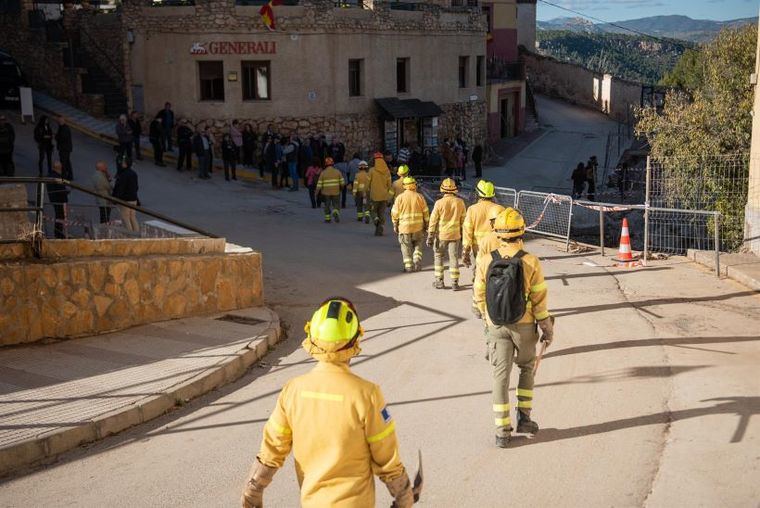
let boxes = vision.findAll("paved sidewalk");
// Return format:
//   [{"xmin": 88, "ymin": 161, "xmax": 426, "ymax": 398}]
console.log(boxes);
[
  {"xmin": 688, "ymin": 249, "xmax": 760, "ymax": 290},
  {"xmin": 0, "ymin": 306, "xmax": 280, "ymax": 476}
]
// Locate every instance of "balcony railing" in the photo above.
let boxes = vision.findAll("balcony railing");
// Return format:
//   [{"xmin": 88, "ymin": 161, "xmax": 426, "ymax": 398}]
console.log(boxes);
[{"xmin": 486, "ymin": 58, "xmax": 524, "ymax": 83}]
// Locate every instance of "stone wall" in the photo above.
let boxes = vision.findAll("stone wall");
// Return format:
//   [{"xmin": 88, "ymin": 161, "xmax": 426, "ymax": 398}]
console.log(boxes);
[
  {"xmin": 439, "ymin": 100, "xmax": 487, "ymax": 149},
  {"xmin": 0, "ymin": 185, "xmax": 32, "ymax": 241},
  {"xmin": 70, "ymin": 10, "xmax": 127, "ymax": 95},
  {"xmin": 0, "ymin": 238, "xmax": 262, "ymax": 345},
  {"xmin": 522, "ymin": 50, "xmax": 642, "ymax": 124}
]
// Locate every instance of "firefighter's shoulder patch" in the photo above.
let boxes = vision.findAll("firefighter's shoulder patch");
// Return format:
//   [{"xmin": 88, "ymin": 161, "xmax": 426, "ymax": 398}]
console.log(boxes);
[{"xmin": 381, "ymin": 406, "xmax": 392, "ymax": 423}]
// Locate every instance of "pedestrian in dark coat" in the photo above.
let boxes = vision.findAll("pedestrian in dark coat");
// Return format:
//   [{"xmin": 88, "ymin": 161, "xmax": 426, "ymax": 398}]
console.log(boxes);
[
  {"xmin": 112, "ymin": 155, "xmax": 140, "ymax": 232},
  {"xmin": 128, "ymin": 111, "xmax": 143, "ymax": 160},
  {"xmin": 221, "ymin": 134, "xmax": 238, "ymax": 181},
  {"xmin": 242, "ymin": 123, "xmax": 256, "ymax": 168},
  {"xmin": 34, "ymin": 115, "xmax": 54, "ymax": 176},
  {"xmin": 472, "ymin": 144, "xmax": 483, "ymax": 178},
  {"xmin": 55, "ymin": 116, "xmax": 74, "ymax": 180},
  {"xmin": 571, "ymin": 162, "xmax": 586, "ymax": 199},
  {"xmin": 149, "ymin": 116, "xmax": 166, "ymax": 166},
  {"xmin": 115, "ymin": 114, "xmax": 133, "ymax": 159},
  {"xmin": 47, "ymin": 161, "xmax": 69, "ymax": 238},
  {"xmin": 176, "ymin": 119, "xmax": 194, "ymax": 171},
  {"xmin": 157, "ymin": 102, "xmax": 175, "ymax": 151}
]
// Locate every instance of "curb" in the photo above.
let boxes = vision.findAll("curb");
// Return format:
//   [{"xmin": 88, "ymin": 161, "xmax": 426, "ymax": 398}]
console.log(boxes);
[
  {"xmin": 687, "ymin": 249, "xmax": 760, "ymax": 291},
  {"xmin": 0, "ymin": 307, "xmax": 282, "ymax": 477},
  {"xmin": 33, "ymin": 103, "xmax": 262, "ymax": 184}
]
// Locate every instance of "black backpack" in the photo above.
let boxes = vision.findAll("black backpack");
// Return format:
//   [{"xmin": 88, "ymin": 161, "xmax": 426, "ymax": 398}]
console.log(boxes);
[{"xmin": 485, "ymin": 250, "xmax": 527, "ymax": 325}]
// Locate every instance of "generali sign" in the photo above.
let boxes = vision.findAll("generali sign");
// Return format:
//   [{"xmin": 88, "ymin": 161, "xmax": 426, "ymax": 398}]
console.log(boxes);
[{"xmin": 190, "ymin": 41, "xmax": 277, "ymax": 55}]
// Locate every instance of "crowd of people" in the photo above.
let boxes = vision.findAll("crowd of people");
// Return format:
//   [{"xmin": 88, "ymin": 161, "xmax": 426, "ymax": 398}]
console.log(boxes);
[{"xmin": 570, "ymin": 155, "xmax": 599, "ymax": 201}]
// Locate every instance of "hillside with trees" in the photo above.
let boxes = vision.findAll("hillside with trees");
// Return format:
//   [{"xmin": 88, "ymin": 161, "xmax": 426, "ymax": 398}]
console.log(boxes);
[{"xmin": 535, "ymin": 30, "xmax": 689, "ymax": 84}]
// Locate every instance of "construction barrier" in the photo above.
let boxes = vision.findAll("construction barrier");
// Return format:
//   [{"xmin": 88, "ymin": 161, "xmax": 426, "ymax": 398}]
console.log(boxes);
[
  {"xmin": 515, "ymin": 190, "xmax": 574, "ymax": 249},
  {"xmin": 494, "ymin": 186, "xmax": 517, "ymax": 208}
]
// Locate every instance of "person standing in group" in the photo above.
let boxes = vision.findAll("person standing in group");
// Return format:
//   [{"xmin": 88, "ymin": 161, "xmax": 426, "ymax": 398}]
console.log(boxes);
[
  {"xmin": 261, "ymin": 135, "xmax": 273, "ymax": 180},
  {"xmin": 472, "ymin": 143, "xmax": 483, "ymax": 178},
  {"xmin": 570, "ymin": 162, "xmax": 586, "ymax": 199},
  {"xmin": 112, "ymin": 155, "xmax": 140, "ymax": 233},
  {"xmin": 397, "ymin": 143, "xmax": 410, "ymax": 167},
  {"xmin": 316, "ymin": 157, "xmax": 345, "ymax": 223},
  {"xmin": 391, "ymin": 177, "xmax": 429, "ymax": 273},
  {"xmin": 391, "ymin": 164, "xmax": 409, "ymax": 203},
  {"xmin": 242, "ymin": 123, "xmax": 256, "ymax": 169},
  {"xmin": 335, "ymin": 158, "xmax": 349, "ymax": 207},
  {"xmin": 278, "ymin": 136, "xmax": 289, "ymax": 189},
  {"xmin": 427, "ymin": 178, "xmax": 466, "ymax": 290},
  {"xmin": 193, "ymin": 126, "xmax": 211, "ymax": 179},
  {"xmin": 176, "ymin": 119, "xmax": 194, "ymax": 172},
  {"xmin": 128, "ymin": 111, "xmax": 143, "ymax": 160},
  {"xmin": 472, "ymin": 207, "xmax": 553, "ymax": 448},
  {"xmin": 230, "ymin": 120, "xmax": 243, "ymax": 164},
  {"xmin": 271, "ymin": 135, "xmax": 283, "ymax": 188},
  {"xmin": 441, "ymin": 139, "xmax": 456, "ymax": 178},
  {"xmin": 55, "ymin": 116, "xmax": 74, "ymax": 180},
  {"xmin": 240, "ymin": 298, "xmax": 417, "ymax": 508},
  {"xmin": 284, "ymin": 135, "xmax": 299, "ymax": 191},
  {"xmin": 34, "ymin": 115, "xmax": 54, "ymax": 176},
  {"xmin": 115, "ymin": 114, "xmax": 133, "ymax": 160},
  {"xmin": 157, "ymin": 102, "xmax": 175, "ymax": 152},
  {"xmin": 367, "ymin": 151, "xmax": 393, "ymax": 236},
  {"xmin": 304, "ymin": 157, "xmax": 322, "ymax": 209},
  {"xmin": 352, "ymin": 160, "xmax": 370, "ymax": 222},
  {"xmin": 586, "ymin": 155, "xmax": 598, "ymax": 201},
  {"xmin": 0, "ymin": 115, "xmax": 14, "ymax": 177},
  {"xmin": 221, "ymin": 133, "xmax": 238, "ymax": 181},
  {"xmin": 91, "ymin": 161, "xmax": 113, "ymax": 224},
  {"xmin": 149, "ymin": 116, "xmax": 166, "ymax": 167},
  {"xmin": 330, "ymin": 136, "xmax": 346, "ymax": 163},
  {"xmin": 47, "ymin": 161, "xmax": 69, "ymax": 238}
]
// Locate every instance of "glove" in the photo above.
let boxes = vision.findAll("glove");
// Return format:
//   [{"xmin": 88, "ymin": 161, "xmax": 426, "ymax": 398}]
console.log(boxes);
[
  {"xmin": 386, "ymin": 473, "xmax": 414, "ymax": 508},
  {"xmin": 426, "ymin": 235, "xmax": 434, "ymax": 248},
  {"xmin": 393, "ymin": 225, "xmax": 399, "ymax": 234},
  {"xmin": 462, "ymin": 248, "xmax": 471, "ymax": 268},
  {"xmin": 241, "ymin": 460, "xmax": 278, "ymax": 508},
  {"xmin": 537, "ymin": 317, "xmax": 555, "ymax": 347}
]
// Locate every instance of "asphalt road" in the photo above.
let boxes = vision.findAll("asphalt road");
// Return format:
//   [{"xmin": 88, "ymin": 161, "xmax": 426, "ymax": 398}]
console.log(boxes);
[{"xmin": 1, "ymin": 116, "xmax": 758, "ymax": 507}]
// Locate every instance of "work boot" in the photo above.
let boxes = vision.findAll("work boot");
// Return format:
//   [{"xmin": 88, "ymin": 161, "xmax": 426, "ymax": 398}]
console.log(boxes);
[
  {"xmin": 413, "ymin": 261, "xmax": 422, "ymax": 272},
  {"xmin": 357, "ymin": 216, "xmax": 363, "ymax": 222},
  {"xmin": 333, "ymin": 210, "xmax": 340, "ymax": 223},
  {"xmin": 433, "ymin": 278, "xmax": 444, "ymax": 289},
  {"xmin": 364, "ymin": 215, "xmax": 370, "ymax": 224},
  {"xmin": 324, "ymin": 218, "xmax": 332, "ymax": 223},
  {"xmin": 404, "ymin": 267, "xmax": 413, "ymax": 273},
  {"xmin": 374, "ymin": 224, "xmax": 383, "ymax": 236},
  {"xmin": 516, "ymin": 411, "xmax": 539, "ymax": 434},
  {"xmin": 495, "ymin": 434, "xmax": 510, "ymax": 448},
  {"xmin": 451, "ymin": 280, "xmax": 460, "ymax": 291}
]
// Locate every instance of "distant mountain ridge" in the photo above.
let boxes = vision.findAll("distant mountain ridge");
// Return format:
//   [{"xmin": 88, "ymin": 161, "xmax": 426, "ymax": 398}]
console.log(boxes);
[{"xmin": 537, "ymin": 14, "xmax": 757, "ymax": 42}]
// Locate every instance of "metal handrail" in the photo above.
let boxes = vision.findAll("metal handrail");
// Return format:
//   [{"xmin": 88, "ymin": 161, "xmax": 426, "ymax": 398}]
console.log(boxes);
[{"xmin": 0, "ymin": 176, "xmax": 219, "ymax": 239}]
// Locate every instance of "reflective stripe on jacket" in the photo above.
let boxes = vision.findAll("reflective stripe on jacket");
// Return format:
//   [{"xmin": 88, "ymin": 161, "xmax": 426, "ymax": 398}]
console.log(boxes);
[
  {"xmin": 316, "ymin": 166, "xmax": 345, "ymax": 196},
  {"xmin": 353, "ymin": 170, "xmax": 370, "ymax": 195},
  {"xmin": 428, "ymin": 194, "xmax": 466, "ymax": 241},
  {"xmin": 257, "ymin": 362, "xmax": 406, "ymax": 508},
  {"xmin": 462, "ymin": 200, "xmax": 505, "ymax": 251},
  {"xmin": 473, "ymin": 238, "xmax": 550, "ymax": 325},
  {"xmin": 391, "ymin": 190, "xmax": 430, "ymax": 234}
]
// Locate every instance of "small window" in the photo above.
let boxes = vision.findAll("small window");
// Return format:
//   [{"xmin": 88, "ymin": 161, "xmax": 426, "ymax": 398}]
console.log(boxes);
[
  {"xmin": 242, "ymin": 61, "xmax": 271, "ymax": 101},
  {"xmin": 198, "ymin": 61, "xmax": 224, "ymax": 101},
  {"xmin": 396, "ymin": 57, "xmax": 410, "ymax": 94},
  {"xmin": 458, "ymin": 56, "xmax": 469, "ymax": 88},
  {"xmin": 476, "ymin": 55, "xmax": 484, "ymax": 87},
  {"xmin": 349, "ymin": 59, "xmax": 363, "ymax": 97}
]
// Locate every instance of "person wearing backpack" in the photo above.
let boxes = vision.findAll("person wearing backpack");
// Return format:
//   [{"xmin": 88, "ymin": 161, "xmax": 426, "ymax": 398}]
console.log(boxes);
[
  {"xmin": 473, "ymin": 207, "xmax": 554, "ymax": 448},
  {"xmin": 426, "ymin": 178, "xmax": 466, "ymax": 290}
]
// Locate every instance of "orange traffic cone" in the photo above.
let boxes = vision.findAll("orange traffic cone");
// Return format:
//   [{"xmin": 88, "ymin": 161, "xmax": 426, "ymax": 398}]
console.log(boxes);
[{"xmin": 615, "ymin": 218, "xmax": 638, "ymax": 264}]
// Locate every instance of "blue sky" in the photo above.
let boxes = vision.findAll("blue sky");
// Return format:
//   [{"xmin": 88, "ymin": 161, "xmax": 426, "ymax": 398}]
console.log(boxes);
[{"xmin": 537, "ymin": 0, "xmax": 759, "ymax": 22}]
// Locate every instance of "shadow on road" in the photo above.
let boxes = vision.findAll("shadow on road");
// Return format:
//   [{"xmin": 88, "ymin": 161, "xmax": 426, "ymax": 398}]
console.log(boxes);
[{"xmin": 544, "ymin": 336, "xmax": 760, "ymax": 360}]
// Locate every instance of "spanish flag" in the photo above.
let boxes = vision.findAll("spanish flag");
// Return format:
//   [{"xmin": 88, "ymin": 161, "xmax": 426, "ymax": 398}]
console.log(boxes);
[{"xmin": 259, "ymin": 0, "xmax": 282, "ymax": 31}]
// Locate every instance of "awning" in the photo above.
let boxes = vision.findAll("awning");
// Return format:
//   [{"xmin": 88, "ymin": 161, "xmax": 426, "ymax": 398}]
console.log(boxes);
[{"xmin": 375, "ymin": 98, "xmax": 442, "ymax": 119}]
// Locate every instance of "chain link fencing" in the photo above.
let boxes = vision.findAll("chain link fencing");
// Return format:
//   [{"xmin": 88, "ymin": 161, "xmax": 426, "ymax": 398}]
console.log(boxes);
[{"xmin": 515, "ymin": 191, "xmax": 573, "ymax": 248}]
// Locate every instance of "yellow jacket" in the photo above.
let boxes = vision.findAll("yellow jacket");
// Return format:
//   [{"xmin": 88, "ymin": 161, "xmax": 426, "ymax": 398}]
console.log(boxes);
[
  {"xmin": 391, "ymin": 190, "xmax": 430, "ymax": 234},
  {"xmin": 462, "ymin": 200, "xmax": 505, "ymax": 251},
  {"xmin": 428, "ymin": 194, "xmax": 466, "ymax": 241},
  {"xmin": 473, "ymin": 239, "xmax": 550, "ymax": 325},
  {"xmin": 391, "ymin": 178, "xmax": 404, "ymax": 201},
  {"xmin": 353, "ymin": 170, "xmax": 370, "ymax": 196},
  {"xmin": 258, "ymin": 362, "xmax": 406, "ymax": 508},
  {"xmin": 368, "ymin": 160, "xmax": 393, "ymax": 202},
  {"xmin": 316, "ymin": 166, "xmax": 345, "ymax": 197}
]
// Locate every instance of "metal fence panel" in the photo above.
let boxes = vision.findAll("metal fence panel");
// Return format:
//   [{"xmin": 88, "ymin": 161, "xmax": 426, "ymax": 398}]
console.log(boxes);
[
  {"xmin": 647, "ymin": 207, "xmax": 719, "ymax": 255},
  {"xmin": 494, "ymin": 186, "xmax": 517, "ymax": 208},
  {"xmin": 515, "ymin": 191, "xmax": 573, "ymax": 246}
]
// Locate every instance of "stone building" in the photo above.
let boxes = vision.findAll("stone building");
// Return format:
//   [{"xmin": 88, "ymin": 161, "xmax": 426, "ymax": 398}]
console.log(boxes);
[{"xmin": 121, "ymin": 0, "xmax": 487, "ymax": 156}]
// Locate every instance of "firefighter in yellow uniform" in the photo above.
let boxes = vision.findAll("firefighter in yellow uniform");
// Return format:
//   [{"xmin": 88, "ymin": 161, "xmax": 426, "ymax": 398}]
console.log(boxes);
[
  {"xmin": 316, "ymin": 157, "xmax": 345, "ymax": 223},
  {"xmin": 391, "ymin": 177, "xmax": 430, "ymax": 272},
  {"xmin": 472, "ymin": 208, "xmax": 554, "ymax": 448},
  {"xmin": 427, "ymin": 178, "xmax": 466, "ymax": 290},
  {"xmin": 353, "ymin": 160, "xmax": 371, "ymax": 223},
  {"xmin": 241, "ymin": 298, "xmax": 416, "ymax": 508},
  {"xmin": 391, "ymin": 164, "xmax": 410, "ymax": 203},
  {"xmin": 462, "ymin": 180, "xmax": 505, "ymax": 317},
  {"xmin": 367, "ymin": 152, "xmax": 393, "ymax": 236}
]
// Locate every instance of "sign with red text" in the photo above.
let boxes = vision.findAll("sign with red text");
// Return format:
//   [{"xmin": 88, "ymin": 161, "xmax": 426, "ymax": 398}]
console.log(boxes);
[{"xmin": 190, "ymin": 41, "xmax": 277, "ymax": 56}]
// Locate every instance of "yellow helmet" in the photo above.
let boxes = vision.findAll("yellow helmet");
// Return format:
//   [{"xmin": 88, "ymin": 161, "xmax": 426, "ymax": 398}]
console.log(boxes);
[
  {"xmin": 302, "ymin": 298, "xmax": 363, "ymax": 363},
  {"xmin": 402, "ymin": 176, "xmax": 417, "ymax": 190},
  {"xmin": 493, "ymin": 207, "xmax": 526, "ymax": 239},
  {"xmin": 487, "ymin": 203, "xmax": 506, "ymax": 227},
  {"xmin": 397, "ymin": 164, "xmax": 410, "ymax": 177},
  {"xmin": 439, "ymin": 178, "xmax": 458, "ymax": 194},
  {"xmin": 476, "ymin": 180, "xmax": 495, "ymax": 199}
]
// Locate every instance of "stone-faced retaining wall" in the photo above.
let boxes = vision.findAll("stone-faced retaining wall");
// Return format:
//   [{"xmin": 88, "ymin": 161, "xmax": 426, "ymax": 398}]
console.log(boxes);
[{"xmin": 0, "ymin": 239, "xmax": 262, "ymax": 345}]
